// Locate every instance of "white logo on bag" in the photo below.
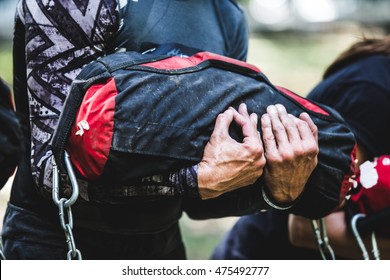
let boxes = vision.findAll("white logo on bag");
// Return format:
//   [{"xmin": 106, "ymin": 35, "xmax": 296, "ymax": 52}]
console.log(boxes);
[
  {"xmin": 75, "ymin": 120, "xmax": 90, "ymax": 136},
  {"xmin": 359, "ymin": 160, "xmax": 378, "ymax": 189}
]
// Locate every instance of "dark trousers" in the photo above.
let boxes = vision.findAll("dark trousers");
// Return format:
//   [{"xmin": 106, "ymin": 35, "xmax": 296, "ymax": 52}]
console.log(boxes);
[{"xmin": 2, "ymin": 203, "xmax": 186, "ymax": 260}]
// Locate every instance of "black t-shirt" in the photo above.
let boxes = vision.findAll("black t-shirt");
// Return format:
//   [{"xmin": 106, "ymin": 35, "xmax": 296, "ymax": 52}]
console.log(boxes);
[{"xmin": 307, "ymin": 54, "xmax": 390, "ymax": 158}]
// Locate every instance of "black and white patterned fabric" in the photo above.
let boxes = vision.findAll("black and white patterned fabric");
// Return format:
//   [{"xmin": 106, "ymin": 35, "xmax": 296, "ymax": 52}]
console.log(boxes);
[{"xmin": 18, "ymin": 0, "xmax": 119, "ymax": 193}]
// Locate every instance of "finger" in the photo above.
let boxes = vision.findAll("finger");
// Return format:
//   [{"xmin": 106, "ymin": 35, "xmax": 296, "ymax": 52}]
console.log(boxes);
[
  {"xmin": 295, "ymin": 119, "xmax": 319, "ymax": 158},
  {"xmin": 293, "ymin": 117, "xmax": 317, "ymax": 148},
  {"xmin": 299, "ymin": 112, "xmax": 318, "ymax": 142},
  {"xmin": 241, "ymin": 115, "xmax": 261, "ymax": 142},
  {"xmin": 230, "ymin": 106, "xmax": 247, "ymax": 127},
  {"xmin": 250, "ymin": 112, "xmax": 258, "ymax": 126},
  {"xmin": 211, "ymin": 109, "xmax": 234, "ymax": 140},
  {"xmin": 251, "ymin": 113, "xmax": 262, "ymax": 142},
  {"xmin": 238, "ymin": 103, "xmax": 250, "ymax": 119},
  {"xmin": 261, "ymin": 113, "xmax": 278, "ymax": 155},
  {"xmin": 275, "ymin": 104, "xmax": 300, "ymax": 144},
  {"xmin": 231, "ymin": 106, "xmax": 260, "ymax": 141},
  {"xmin": 266, "ymin": 105, "xmax": 289, "ymax": 147},
  {"xmin": 231, "ymin": 103, "xmax": 252, "ymax": 127}
]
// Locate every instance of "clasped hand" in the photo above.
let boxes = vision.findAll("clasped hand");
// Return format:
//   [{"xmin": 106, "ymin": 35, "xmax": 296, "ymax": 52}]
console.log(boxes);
[{"xmin": 198, "ymin": 103, "xmax": 319, "ymax": 204}]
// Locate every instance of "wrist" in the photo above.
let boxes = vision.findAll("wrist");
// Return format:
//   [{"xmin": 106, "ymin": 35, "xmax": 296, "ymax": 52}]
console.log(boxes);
[
  {"xmin": 168, "ymin": 165, "xmax": 200, "ymax": 198},
  {"xmin": 197, "ymin": 162, "xmax": 225, "ymax": 200},
  {"xmin": 261, "ymin": 185, "xmax": 299, "ymax": 210}
]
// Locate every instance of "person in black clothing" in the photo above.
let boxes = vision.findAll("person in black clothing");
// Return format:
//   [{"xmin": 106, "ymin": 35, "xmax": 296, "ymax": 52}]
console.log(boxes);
[
  {"xmin": 289, "ymin": 35, "xmax": 390, "ymax": 259},
  {"xmin": 212, "ymin": 35, "xmax": 390, "ymax": 260}
]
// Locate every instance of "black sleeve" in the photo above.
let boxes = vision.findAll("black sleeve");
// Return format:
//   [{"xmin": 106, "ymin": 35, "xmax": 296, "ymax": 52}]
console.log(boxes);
[
  {"xmin": 214, "ymin": 0, "xmax": 249, "ymax": 61},
  {"xmin": 0, "ymin": 78, "xmax": 24, "ymax": 188},
  {"xmin": 329, "ymin": 83, "xmax": 389, "ymax": 156},
  {"xmin": 183, "ymin": 183, "xmax": 268, "ymax": 219}
]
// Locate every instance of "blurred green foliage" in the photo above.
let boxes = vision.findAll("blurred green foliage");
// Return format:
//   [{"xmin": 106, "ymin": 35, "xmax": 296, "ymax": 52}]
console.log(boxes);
[{"xmin": 0, "ymin": 42, "xmax": 12, "ymax": 85}]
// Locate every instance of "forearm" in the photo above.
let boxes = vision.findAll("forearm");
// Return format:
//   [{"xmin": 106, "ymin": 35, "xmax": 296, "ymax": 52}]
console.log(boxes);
[{"xmin": 289, "ymin": 212, "xmax": 390, "ymax": 259}]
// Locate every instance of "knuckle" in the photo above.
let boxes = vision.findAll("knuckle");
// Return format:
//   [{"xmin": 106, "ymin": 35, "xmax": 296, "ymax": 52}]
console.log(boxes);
[
  {"xmin": 311, "ymin": 147, "xmax": 320, "ymax": 157},
  {"xmin": 294, "ymin": 148, "xmax": 305, "ymax": 158},
  {"xmin": 255, "ymin": 156, "xmax": 266, "ymax": 169},
  {"xmin": 216, "ymin": 113, "xmax": 225, "ymax": 121},
  {"xmin": 266, "ymin": 153, "xmax": 282, "ymax": 164},
  {"xmin": 307, "ymin": 142, "xmax": 319, "ymax": 155},
  {"xmin": 298, "ymin": 121, "xmax": 309, "ymax": 130},
  {"xmin": 245, "ymin": 140, "xmax": 263, "ymax": 154},
  {"xmin": 279, "ymin": 150, "xmax": 294, "ymax": 161},
  {"xmin": 312, "ymin": 123, "xmax": 318, "ymax": 133},
  {"xmin": 263, "ymin": 134, "xmax": 275, "ymax": 142},
  {"xmin": 273, "ymin": 123, "xmax": 285, "ymax": 132}
]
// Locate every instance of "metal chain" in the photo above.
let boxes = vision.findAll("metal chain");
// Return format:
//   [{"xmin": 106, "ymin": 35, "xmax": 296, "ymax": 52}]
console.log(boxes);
[{"xmin": 52, "ymin": 152, "xmax": 82, "ymax": 260}]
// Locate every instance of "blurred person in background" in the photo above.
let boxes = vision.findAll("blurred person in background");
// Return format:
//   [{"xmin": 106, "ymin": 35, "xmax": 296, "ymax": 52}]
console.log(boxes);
[{"xmin": 212, "ymin": 35, "xmax": 390, "ymax": 260}]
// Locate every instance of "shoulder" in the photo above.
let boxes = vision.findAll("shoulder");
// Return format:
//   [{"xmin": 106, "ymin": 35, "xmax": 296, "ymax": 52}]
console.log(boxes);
[
  {"xmin": 310, "ymin": 55, "xmax": 390, "ymax": 100},
  {"xmin": 214, "ymin": 0, "xmax": 246, "ymax": 20},
  {"xmin": 212, "ymin": 0, "xmax": 248, "ymax": 60},
  {"xmin": 343, "ymin": 55, "xmax": 390, "ymax": 87},
  {"xmin": 19, "ymin": 0, "xmax": 119, "ymax": 38}
]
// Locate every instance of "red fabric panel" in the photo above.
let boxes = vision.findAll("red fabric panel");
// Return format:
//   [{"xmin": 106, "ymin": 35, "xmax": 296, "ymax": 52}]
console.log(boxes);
[
  {"xmin": 352, "ymin": 155, "xmax": 390, "ymax": 215},
  {"xmin": 276, "ymin": 86, "xmax": 330, "ymax": 116},
  {"xmin": 140, "ymin": 51, "xmax": 261, "ymax": 73},
  {"xmin": 67, "ymin": 78, "xmax": 117, "ymax": 180},
  {"xmin": 335, "ymin": 144, "xmax": 357, "ymax": 211}
]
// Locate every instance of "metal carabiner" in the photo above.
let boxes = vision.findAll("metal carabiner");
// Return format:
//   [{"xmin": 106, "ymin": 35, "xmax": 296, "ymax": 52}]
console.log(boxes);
[
  {"xmin": 52, "ymin": 151, "xmax": 79, "ymax": 208},
  {"xmin": 52, "ymin": 152, "xmax": 82, "ymax": 260},
  {"xmin": 311, "ymin": 218, "xmax": 336, "ymax": 260},
  {"xmin": 351, "ymin": 213, "xmax": 380, "ymax": 260}
]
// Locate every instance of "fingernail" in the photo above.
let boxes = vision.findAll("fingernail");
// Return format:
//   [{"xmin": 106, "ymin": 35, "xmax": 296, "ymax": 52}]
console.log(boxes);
[
  {"xmin": 300, "ymin": 112, "xmax": 309, "ymax": 118},
  {"xmin": 267, "ymin": 105, "xmax": 276, "ymax": 114},
  {"xmin": 275, "ymin": 104, "xmax": 286, "ymax": 112},
  {"xmin": 251, "ymin": 113, "xmax": 258, "ymax": 125}
]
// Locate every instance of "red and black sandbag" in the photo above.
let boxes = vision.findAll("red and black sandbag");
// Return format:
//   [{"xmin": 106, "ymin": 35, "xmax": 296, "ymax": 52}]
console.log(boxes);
[{"xmin": 52, "ymin": 49, "xmax": 356, "ymax": 217}]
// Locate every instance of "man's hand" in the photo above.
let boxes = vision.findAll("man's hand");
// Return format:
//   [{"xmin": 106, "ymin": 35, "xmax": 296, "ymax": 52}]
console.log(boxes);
[
  {"xmin": 261, "ymin": 104, "xmax": 319, "ymax": 204},
  {"xmin": 198, "ymin": 104, "xmax": 266, "ymax": 200}
]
